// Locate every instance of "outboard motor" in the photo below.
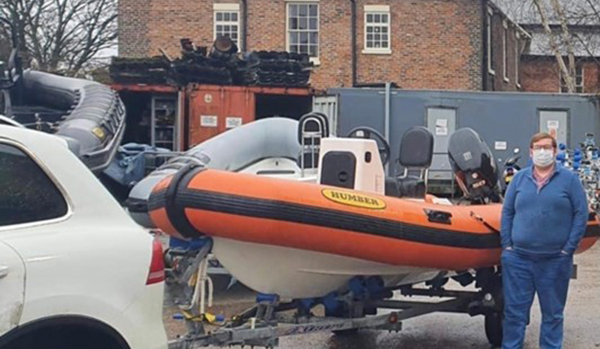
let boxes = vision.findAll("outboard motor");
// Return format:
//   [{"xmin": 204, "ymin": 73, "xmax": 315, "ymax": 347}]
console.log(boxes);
[{"xmin": 448, "ymin": 128, "xmax": 501, "ymax": 203}]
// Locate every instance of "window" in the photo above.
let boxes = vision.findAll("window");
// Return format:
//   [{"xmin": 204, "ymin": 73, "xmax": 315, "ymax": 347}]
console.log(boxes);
[
  {"xmin": 560, "ymin": 66, "xmax": 584, "ymax": 93},
  {"xmin": 287, "ymin": 3, "xmax": 319, "ymax": 58},
  {"xmin": 364, "ymin": 5, "xmax": 391, "ymax": 54},
  {"xmin": 515, "ymin": 32, "xmax": 521, "ymax": 87},
  {"xmin": 0, "ymin": 143, "xmax": 68, "ymax": 227},
  {"xmin": 487, "ymin": 8, "xmax": 495, "ymax": 75},
  {"xmin": 214, "ymin": 4, "xmax": 240, "ymax": 47},
  {"xmin": 503, "ymin": 21, "xmax": 509, "ymax": 82}
]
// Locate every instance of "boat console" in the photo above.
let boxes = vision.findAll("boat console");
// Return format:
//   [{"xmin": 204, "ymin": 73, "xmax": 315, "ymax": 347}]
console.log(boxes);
[
  {"xmin": 318, "ymin": 136, "xmax": 385, "ymax": 194},
  {"xmin": 316, "ymin": 125, "xmax": 435, "ymax": 199}
]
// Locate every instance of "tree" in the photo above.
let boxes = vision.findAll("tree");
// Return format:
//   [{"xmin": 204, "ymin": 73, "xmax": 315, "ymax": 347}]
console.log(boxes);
[
  {"xmin": 0, "ymin": 0, "xmax": 117, "ymax": 77},
  {"xmin": 532, "ymin": 0, "xmax": 576, "ymax": 92},
  {"xmin": 495, "ymin": 0, "xmax": 600, "ymax": 93}
]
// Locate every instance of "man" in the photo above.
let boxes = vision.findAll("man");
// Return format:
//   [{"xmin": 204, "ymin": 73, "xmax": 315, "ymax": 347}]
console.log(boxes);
[{"xmin": 501, "ymin": 132, "xmax": 588, "ymax": 349}]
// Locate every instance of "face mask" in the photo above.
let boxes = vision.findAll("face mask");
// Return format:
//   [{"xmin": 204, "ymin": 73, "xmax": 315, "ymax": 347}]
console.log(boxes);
[{"xmin": 533, "ymin": 149, "xmax": 555, "ymax": 167}]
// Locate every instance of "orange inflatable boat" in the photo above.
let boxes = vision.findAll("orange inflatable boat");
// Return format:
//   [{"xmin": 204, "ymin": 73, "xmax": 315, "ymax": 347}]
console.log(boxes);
[{"xmin": 149, "ymin": 166, "xmax": 600, "ymax": 297}]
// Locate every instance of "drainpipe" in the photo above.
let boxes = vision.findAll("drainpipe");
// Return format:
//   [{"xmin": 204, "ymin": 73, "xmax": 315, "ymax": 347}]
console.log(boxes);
[
  {"xmin": 241, "ymin": 0, "xmax": 248, "ymax": 52},
  {"xmin": 384, "ymin": 82, "xmax": 391, "ymax": 175},
  {"xmin": 350, "ymin": 0, "xmax": 357, "ymax": 87},
  {"xmin": 482, "ymin": 0, "xmax": 488, "ymax": 91}
]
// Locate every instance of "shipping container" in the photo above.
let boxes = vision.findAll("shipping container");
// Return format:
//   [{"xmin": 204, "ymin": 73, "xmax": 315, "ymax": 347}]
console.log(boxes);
[
  {"xmin": 329, "ymin": 86, "xmax": 600, "ymax": 194},
  {"xmin": 112, "ymin": 83, "xmax": 313, "ymax": 150},
  {"xmin": 111, "ymin": 84, "xmax": 185, "ymax": 151}
]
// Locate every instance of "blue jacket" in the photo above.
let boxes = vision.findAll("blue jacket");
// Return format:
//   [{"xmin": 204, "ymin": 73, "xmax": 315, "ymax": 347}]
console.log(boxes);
[{"xmin": 501, "ymin": 164, "xmax": 588, "ymax": 255}]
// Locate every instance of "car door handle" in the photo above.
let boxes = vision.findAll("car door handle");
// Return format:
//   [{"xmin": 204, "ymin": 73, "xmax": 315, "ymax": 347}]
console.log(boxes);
[{"xmin": 0, "ymin": 266, "xmax": 9, "ymax": 279}]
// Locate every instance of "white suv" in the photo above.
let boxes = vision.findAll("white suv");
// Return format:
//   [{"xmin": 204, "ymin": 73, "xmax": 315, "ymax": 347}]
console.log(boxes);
[{"xmin": 0, "ymin": 125, "xmax": 168, "ymax": 349}]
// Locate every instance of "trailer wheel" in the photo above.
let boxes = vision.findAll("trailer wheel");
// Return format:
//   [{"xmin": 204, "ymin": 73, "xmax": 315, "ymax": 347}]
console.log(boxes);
[{"xmin": 484, "ymin": 311, "xmax": 503, "ymax": 347}]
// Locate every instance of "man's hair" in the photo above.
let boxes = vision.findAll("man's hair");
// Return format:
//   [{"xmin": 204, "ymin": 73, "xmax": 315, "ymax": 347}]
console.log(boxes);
[{"xmin": 530, "ymin": 132, "xmax": 557, "ymax": 149}]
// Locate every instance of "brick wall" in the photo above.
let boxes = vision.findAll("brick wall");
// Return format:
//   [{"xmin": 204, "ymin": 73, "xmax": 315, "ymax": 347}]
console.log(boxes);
[
  {"xmin": 484, "ymin": 6, "xmax": 522, "ymax": 92},
  {"xmin": 246, "ymin": 1, "xmax": 286, "ymax": 52},
  {"xmin": 118, "ymin": 0, "xmax": 151, "ymax": 56},
  {"xmin": 245, "ymin": 0, "xmax": 354, "ymax": 88},
  {"xmin": 118, "ymin": 0, "xmax": 526, "ymax": 91},
  {"xmin": 582, "ymin": 61, "xmax": 600, "ymax": 94},
  {"xmin": 311, "ymin": 0, "xmax": 353, "ymax": 88},
  {"xmin": 521, "ymin": 57, "xmax": 600, "ymax": 94},
  {"xmin": 356, "ymin": 0, "xmax": 482, "ymax": 91}
]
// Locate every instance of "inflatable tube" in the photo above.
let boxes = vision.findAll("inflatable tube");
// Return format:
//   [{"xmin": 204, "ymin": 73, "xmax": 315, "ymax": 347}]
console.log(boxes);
[
  {"xmin": 127, "ymin": 117, "xmax": 302, "ymax": 227},
  {"xmin": 20, "ymin": 70, "xmax": 126, "ymax": 172},
  {"xmin": 146, "ymin": 167, "xmax": 600, "ymax": 297}
]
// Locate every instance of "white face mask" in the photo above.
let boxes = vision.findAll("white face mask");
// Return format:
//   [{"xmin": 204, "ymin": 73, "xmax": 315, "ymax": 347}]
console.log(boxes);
[{"xmin": 532, "ymin": 148, "xmax": 555, "ymax": 167}]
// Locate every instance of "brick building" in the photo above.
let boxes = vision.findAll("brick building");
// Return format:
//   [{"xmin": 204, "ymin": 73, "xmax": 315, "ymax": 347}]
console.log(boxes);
[
  {"xmin": 118, "ymin": 0, "xmax": 528, "ymax": 91},
  {"xmin": 493, "ymin": 0, "xmax": 600, "ymax": 94},
  {"xmin": 519, "ymin": 24, "xmax": 600, "ymax": 94}
]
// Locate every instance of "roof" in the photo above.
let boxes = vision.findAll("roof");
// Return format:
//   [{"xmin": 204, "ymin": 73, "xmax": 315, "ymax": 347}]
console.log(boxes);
[
  {"xmin": 487, "ymin": 1, "xmax": 531, "ymax": 39},
  {"xmin": 492, "ymin": 0, "xmax": 600, "ymax": 57},
  {"xmin": 0, "ymin": 124, "xmax": 68, "ymax": 149},
  {"xmin": 492, "ymin": 0, "xmax": 600, "ymax": 25},
  {"xmin": 523, "ymin": 25, "xmax": 600, "ymax": 57}
]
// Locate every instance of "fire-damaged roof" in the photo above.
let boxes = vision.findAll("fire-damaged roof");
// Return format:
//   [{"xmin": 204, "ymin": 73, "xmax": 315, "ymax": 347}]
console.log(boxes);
[{"xmin": 110, "ymin": 37, "xmax": 314, "ymax": 88}]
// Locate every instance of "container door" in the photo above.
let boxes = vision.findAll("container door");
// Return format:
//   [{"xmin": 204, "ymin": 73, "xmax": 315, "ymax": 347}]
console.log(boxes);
[
  {"xmin": 151, "ymin": 94, "xmax": 178, "ymax": 150},
  {"xmin": 188, "ymin": 87, "xmax": 256, "ymax": 147},
  {"xmin": 426, "ymin": 107, "xmax": 456, "ymax": 183},
  {"xmin": 222, "ymin": 89, "xmax": 255, "ymax": 133},
  {"xmin": 539, "ymin": 110, "xmax": 568, "ymax": 147},
  {"xmin": 312, "ymin": 95, "xmax": 338, "ymax": 136},
  {"xmin": 188, "ymin": 88, "xmax": 223, "ymax": 147}
]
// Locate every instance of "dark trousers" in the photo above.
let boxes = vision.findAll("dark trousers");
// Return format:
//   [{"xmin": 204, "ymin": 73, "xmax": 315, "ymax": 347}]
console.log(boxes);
[{"xmin": 501, "ymin": 249, "xmax": 573, "ymax": 349}]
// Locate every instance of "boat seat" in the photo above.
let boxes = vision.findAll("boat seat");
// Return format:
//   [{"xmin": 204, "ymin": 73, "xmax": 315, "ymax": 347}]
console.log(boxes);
[
  {"xmin": 385, "ymin": 176, "xmax": 426, "ymax": 198},
  {"xmin": 397, "ymin": 176, "xmax": 426, "ymax": 198},
  {"xmin": 385, "ymin": 177, "xmax": 401, "ymax": 197},
  {"xmin": 394, "ymin": 126, "xmax": 434, "ymax": 199}
]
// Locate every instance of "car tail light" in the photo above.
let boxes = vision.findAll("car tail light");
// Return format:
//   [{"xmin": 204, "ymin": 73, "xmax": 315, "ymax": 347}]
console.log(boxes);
[{"xmin": 146, "ymin": 239, "xmax": 165, "ymax": 285}]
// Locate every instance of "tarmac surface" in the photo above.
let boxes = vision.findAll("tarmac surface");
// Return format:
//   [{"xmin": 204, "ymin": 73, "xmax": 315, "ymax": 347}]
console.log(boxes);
[{"xmin": 164, "ymin": 242, "xmax": 600, "ymax": 349}]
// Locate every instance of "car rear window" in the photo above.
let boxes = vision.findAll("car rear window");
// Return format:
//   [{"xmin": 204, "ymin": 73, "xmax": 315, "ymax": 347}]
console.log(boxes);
[{"xmin": 0, "ymin": 143, "xmax": 68, "ymax": 226}]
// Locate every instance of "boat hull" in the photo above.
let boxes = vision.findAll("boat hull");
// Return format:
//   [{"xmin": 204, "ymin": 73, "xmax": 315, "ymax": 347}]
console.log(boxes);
[{"xmin": 213, "ymin": 237, "xmax": 441, "ymax": 298}]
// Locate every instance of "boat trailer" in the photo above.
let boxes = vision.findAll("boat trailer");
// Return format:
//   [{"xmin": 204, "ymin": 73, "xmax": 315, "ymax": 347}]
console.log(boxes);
[{"xmin": 165, "ymin": 238, "xmax": 504, "ymax": 349}]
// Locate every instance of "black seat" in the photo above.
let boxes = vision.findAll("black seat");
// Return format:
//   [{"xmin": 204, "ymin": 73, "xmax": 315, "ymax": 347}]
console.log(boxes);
[
  {"xmin": 397, "ymin": 176, "xmax": 427, "ymax": 198},
  {"xmin": 393, "ymin": 126, "xmax": 434, "ymax": 198},
  {"xmin": 385, "ymin": 177, "xmax": 401, "ymax": 197}
]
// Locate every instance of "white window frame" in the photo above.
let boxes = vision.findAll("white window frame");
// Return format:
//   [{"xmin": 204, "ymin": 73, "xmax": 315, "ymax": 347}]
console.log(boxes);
[
  {"xmin": 515, "ymin": 32, "xmax": 521, "ymax": 88},
  {"xmin": 560, "ymin": 65, "xmax": 584, "ymax": 93},
  {"xmin": 487, "ymin": 7, "xmax": 495, "ymax": 75},
  {"xmin": 213, "ymin": 3, "xmax": 241, "ymax": 47},
  {"xmin": 503, "ymin": 20, "xmax": 509, "ymax": 82},
  {"xmin": 362, "ymin": 5, "xmax": 391, "ymax": 55},
  {"xmin": 286, "ymin": 1, "xmax": 320, "ymax": 64}
]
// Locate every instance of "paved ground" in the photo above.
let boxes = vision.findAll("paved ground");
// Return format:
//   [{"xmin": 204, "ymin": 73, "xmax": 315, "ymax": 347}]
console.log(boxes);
[{"xmin": 164, "ymin": 242, "xmax": 600, "ymax": 348}]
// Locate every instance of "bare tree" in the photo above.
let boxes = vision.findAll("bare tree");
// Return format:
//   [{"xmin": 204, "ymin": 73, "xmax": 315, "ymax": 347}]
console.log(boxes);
[
  {"xmin": 0, "ymin": 0, "xmax": 117, "ymax": 76},
  {"xmin": 496, "ymin": 0, "xmax": 600, "ymax": 93},
  {"xmin": 532, "ymin": 0, "xmax": 576, "ymax": 92}
]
